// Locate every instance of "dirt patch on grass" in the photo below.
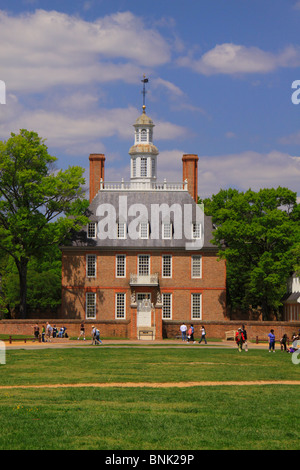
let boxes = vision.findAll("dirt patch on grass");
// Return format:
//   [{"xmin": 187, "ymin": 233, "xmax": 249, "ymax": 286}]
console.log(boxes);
[{"xmin": 0, "ymin": 381, "xmax": 299, "ymax": 390}]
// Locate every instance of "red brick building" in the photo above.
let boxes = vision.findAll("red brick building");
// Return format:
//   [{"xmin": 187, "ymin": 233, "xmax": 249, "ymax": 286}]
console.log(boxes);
[{"xmin": 61, "ymin": 103, "xmax": 226, "ymax": 339}]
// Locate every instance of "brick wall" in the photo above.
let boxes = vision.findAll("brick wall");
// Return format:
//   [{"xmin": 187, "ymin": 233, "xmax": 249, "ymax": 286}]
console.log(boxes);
[
  {"xmin": 1, "ymin": 319, "xmax": 299, "ymax": 342},
  {"xmin": 61, "ymin": 249, "xmax": 226, "ymax": 322}
]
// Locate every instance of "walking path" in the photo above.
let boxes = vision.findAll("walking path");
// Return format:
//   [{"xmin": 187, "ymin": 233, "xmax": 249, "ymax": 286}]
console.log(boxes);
[
  {"xmin": 0, "ymin": 380, "xmax": 299, "ymax": 390},
  {"xmin": 3, "ymin": 338, "xmax": 270, "ymax": 350}
]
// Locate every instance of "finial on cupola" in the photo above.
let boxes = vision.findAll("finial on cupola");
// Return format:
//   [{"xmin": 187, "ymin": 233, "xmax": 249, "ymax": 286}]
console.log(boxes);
[{"xmin": 141, "ymin": 74, "xmax": 149, "ymax": 113}]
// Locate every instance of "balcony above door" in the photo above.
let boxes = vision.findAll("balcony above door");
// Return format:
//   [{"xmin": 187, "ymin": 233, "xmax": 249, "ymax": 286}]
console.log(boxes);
[{"xmin": 130, "ymin": 273, "xmax": 159, "ymax": 286}]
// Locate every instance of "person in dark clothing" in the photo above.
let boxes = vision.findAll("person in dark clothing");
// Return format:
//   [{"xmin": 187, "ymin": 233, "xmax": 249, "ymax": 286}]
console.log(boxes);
[{"xmin": 242, "ymin": 325, "xmax": 248, "ymax": 352}]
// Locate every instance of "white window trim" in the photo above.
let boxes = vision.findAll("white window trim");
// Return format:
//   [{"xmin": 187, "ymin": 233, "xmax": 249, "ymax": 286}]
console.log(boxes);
[
  {"xmin": 138, "ymin": 254, "xmax": 150, "ymax": 276},
  {"xmin": 87, "ymin": 222, "xmax": 97, "ymax": 239},
  {"xmin": 191, "ymin": 293, "xmax": 202, "ymax": 320},
  {"xmin": 191, "ymin": 255, "xmax": 202, "ymax": 279},
  {"xmin": 162, "ymin": 255, "xmax": 172, "ymax": 278},
  {"xmin": 162, "ymin": 222, "xmax": 172, "ymax": 240},
  {"xmin": 139, "ymin": 222, "xmax": 149, "ymax": 239},
  {"xmin": 116, "ymin": 254, "xmax": 126, "ymax": 278},
  {"xmin": 115, "ymin": 293, "xmax": 126, "ymax": 319},
  {"xmin": 85, "ymin": 292, "xmax": 96, "ymax": 319},
  {"xmin": 86, "ymin": 254, "xmax": 97, "ymax": 278},
  {"xmin": 162, "ymin": 292, "xmax": 172, "ymax": 320},
  {"xmin": 117, "ymin": 222, "xmax": 127, "ymax": 239},
  {"xmin": 192, "ymin": 223, "xmax": 202, "ymax": 239}
]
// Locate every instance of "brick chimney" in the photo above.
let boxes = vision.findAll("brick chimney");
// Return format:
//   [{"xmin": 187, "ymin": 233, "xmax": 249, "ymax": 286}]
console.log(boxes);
[
  {"xmin": 182, "ymin": 154, "xmax": 198, "ymax": 202},
  {"xmin": 89, "ymin": 153, "xmax": 105, "ymax": 203}
]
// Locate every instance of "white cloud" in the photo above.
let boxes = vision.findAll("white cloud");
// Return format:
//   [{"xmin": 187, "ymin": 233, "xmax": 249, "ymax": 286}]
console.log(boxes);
[
  {"xmin": 149, "ymin": 149, "xmax": 300, "ymax": 198},
  {"xmin": 0, "ymin": 9, "xmax": 171, "ymax": 92},
  {"xmin": 178, "ymin": 43, "xmax": 300, "ymax": 75},
  {"xmin": 0, "ymin": 94, "xmax": 188, "ymax": 155}
]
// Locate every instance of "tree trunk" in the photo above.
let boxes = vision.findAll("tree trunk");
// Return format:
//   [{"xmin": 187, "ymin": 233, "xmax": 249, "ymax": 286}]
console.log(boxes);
[{"xmin": 17, "ymin": 258, "xmax": 28, "ymax": 319}]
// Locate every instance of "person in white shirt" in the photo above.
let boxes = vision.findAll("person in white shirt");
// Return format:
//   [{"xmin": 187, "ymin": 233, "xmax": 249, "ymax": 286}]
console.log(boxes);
[
  {"xmin": 198, "ymin": 326, "xmax": 207, "ymax": 344},
  {"xmin": 180, "ymin": 323, "xmax": 187, "ymax": 341}
]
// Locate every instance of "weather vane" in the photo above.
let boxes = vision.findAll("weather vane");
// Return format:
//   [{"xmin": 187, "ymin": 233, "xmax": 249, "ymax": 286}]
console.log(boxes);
[{"xmin": 141, "ymin": 74, "xmax": 149, "ymax": 112}]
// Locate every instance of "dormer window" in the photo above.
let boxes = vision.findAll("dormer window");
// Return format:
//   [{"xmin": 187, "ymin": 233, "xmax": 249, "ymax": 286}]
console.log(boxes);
[
  {"xmin": 163, "ymin": 223, "xmax": 172, "ymax": 240},
  {"xmin": 87, "ymin": 222, "xmax": 97, "ymax": 239},
  {"xmin": 117, "ymin": 222, "xmax": 126, "ymax": 239},
  {"xmin": 140, "ymin": 222, "xmax": 149, "ymax": 239},
  {"xmin": 192, "ymin": 223, "xmax": 201, "ymax": 239}
]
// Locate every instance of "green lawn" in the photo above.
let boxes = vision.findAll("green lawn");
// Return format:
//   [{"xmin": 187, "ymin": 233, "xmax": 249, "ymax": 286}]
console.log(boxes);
[{"xmin": 0, "ymin": 347, "xmax": 299, "ymax": 450}]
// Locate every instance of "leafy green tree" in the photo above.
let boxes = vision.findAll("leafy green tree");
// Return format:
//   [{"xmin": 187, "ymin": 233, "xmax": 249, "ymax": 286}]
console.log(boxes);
[
  {"xmin": 3, "ymin": 247, "xmax": 62, "ymax": 313},
  {"xmin": 0, "ymin": 129, "xmax": 89, "ymax": 318},
  {"xmin": 201, "ymin": 187, "xmax": 300, "ymax": 320}
]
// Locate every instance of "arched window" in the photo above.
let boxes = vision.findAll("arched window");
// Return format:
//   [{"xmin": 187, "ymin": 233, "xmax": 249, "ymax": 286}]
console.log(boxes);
[{"xmin": 141, "ymin": 129, "xmax": 147, "ymax": 142}]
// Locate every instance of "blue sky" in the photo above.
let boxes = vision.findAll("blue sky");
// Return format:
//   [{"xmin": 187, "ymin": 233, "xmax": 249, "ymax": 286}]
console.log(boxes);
[{"xmin": 0, "ymin": 0, "xmax": 300, "ymax": 199}]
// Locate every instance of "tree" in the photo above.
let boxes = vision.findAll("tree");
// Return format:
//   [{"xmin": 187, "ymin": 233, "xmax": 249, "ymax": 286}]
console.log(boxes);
[
  {"xmin": 201, "ymin": 187, "xmax": 300, "ymax": 320},
  {"xmin": 2, "ymin": 246, "xmax": 62, "ymax": 314},
  {"xmin": 0, "ymin": 129, "xmax": 89, "ymax": 318}
]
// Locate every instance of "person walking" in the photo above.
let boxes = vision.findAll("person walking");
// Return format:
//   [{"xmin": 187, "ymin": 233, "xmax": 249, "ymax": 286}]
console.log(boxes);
[
  {"xmin": 235, "ymin": 328, "xmax": 245, "ymax": 352},
  {"xmin": 268, "ymin": 329, "xmax": 276, "ymax": 352},
  {"xmin": 198, "ymin": 325, "xmax": 207, "ymax": 344},
  {"xmin": 41, "ymin": 325, "xmax": 46, "ymax": 343},
  {"xmin": 94, "ymin": 328, "xmax": 103, "ymax": 345},
  {"xmin": 180, "ymin": 323, "xmax": 187, "ymax": 341},
  {"xmin": 188, "ymin": 324, "xmax": 195, "ymax": 343},
  {"xmin": 280, "ymin": 334, "xmax": 288, "ymax": 351},
  {"xmin": 91, "ymin": 325, "xmax": 96, "ymax": 345},
  {"xmin": 78, "ymin": 321, "xmax": 86, "ymax": 341},
  {"xmin": 242, "ymin": 324, "xmax": 248, "ymax": 352},
  {"xmin": 33, "ymin": 324, "xmax": 40, "ymax": 341}
]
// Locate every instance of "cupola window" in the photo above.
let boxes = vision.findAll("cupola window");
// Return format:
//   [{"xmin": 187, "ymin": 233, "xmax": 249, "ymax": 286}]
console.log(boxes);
[{"xmin": 141, "ymin": 129, "xmax": 147, "ymax": 142}]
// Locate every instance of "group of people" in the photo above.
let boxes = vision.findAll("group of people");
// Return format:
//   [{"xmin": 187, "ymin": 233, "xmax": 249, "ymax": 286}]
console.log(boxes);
[
  {"xmin": 179, "ymin": 323, "xmax": 208, "ymax": 344},
  {"xmin": 33, "ymin": 323, "xmax": 67, "ymax": 342},
  {"xmin": 77, "ymin": 322, "xmax": 102, "ymax": 345},
  {"xmin": 236, "ymin": 327, "xmax": 300, "ymax": 353}
]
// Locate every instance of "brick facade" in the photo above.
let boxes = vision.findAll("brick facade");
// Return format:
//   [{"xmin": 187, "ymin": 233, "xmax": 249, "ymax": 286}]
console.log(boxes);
[{"xmin": 61, "ymin": 249, "xmax": 227, "ymax": 338}]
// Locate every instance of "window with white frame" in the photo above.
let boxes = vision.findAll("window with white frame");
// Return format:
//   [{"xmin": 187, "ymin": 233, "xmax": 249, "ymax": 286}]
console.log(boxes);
[
  {"xmin": 192, "ymin": 255, "xmax": 202, "ymax": 278},
  {"xmin": 87, "ymin": 222, "xmax": 97, "ymax": 239},
  {"xmin": 115, "ymin": 293, "xmax": 126, "ymax": 319},
  {"xmin": 117, "ymin": 222, "xmax": 126, "ymax": 239},
  {"xmin": 192, "ymin": 223, "xmax": 201, "ymax": 239},
  {"xmin": 191, "ymin": 293, "xmax": 202, "ymax": 319},
  {"xmin": 86, "ymin": 254, "xmax": 96, "ymax": 278},
  {"xmin": 139, "ymin": 222, "xmax": 149, "ymax": 239},
  {"xmin": 162, "ymin": 293, "xmax": 172, "ymax": 319},
  {"xmin": 141, "ymin": 129, "xmax": 147, "ymax": 142},
  {"xmin": 140, "ymin": 157, "xmax": 147, "ymax": 177},
  {"xmin": 151, "ymin": 158, "xmax": 155, "ymax": 177},
  {"xmin": 116, "ymin": 255, "xmax": 126, "ymax": 278},
  {"xmin": 132, "ymin": 158, "xmax": 136, "ymax": 177},
  {"xmin": 162, "ymin": 255, "xmax": 172, "ymax": 278},
  {"xmin": 138, "ymin": 255, "xmax": 150, "ymax": 276},
  {"xmin": 86, "ymin": 292, "xmax": 96, "ymax": 319},
  {"xmin": 162, "ymin": 223, "xmax": 172, "ymax": 239}
]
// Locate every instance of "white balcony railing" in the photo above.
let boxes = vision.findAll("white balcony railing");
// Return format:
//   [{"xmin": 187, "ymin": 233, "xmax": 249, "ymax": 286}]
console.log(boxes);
[
  {"xmin": 100, "ymin": 179, "xmax": 188, "ymax": 192},
  {"xmin": 130, "ymin": 273, "xmax": 159, "ymax": 286}
]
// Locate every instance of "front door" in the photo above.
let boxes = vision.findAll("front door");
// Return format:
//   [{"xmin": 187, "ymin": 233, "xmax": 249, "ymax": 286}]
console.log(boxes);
[{"xmin": 137, "ymin": 293, "xmax": 152, "ymax": 327}]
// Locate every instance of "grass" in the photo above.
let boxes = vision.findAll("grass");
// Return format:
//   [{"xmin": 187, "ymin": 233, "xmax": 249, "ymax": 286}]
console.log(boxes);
[{"xmin": 0, "ymin": 347, "xmax": 299, "ymax": 450}]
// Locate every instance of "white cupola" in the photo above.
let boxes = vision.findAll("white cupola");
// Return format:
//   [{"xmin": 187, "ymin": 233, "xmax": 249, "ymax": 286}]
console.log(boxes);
[{"xmin": 129, "ymin": 80, "xmax": 159, "ymax": 187}]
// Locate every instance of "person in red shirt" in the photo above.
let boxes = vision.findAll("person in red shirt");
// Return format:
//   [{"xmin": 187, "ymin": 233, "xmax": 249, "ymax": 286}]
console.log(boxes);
[{"xmin": 235, "ymin": 328, "xmax": 245, "ymax": 352}]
